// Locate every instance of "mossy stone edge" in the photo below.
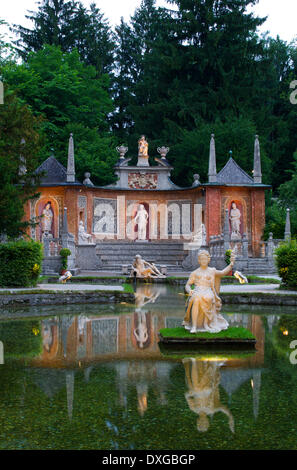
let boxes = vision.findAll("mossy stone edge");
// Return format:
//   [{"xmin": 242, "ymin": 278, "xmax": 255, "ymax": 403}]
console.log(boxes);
[{"xmin": 159, "ymin": 327, "xmax": 256, "ymax": 346}]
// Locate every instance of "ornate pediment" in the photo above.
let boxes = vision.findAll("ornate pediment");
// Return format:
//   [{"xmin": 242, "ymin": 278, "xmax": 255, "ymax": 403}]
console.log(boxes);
[{"xmin": 128, "ymin": 172, "xmax": 158, "ymax": 189}]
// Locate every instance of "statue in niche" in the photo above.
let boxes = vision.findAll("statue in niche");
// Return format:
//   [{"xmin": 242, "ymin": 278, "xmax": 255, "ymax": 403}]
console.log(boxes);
[
  {"xmin": 138, "ymin": 135, "xmax": 149, "ymax": 159},
  {"xmin": 183, "ymin": 249, "xmax": 235, "ymax": 333},
  {"xmin": 192, "ymin": 223, "xmax": 207, "ymax": 246},
  {"xmin": 131, "ymin": 254, "xmax": 165, "ymax": 279},
  {"xmin": 183, "ymin": 358, "xmax": 234, "ymax": 433},
  {"xmin": 134, "ymin": 204, "xmax": 148, "ymax": 240},
  {"xmin": 230, "ymin": 202, "xmax": 241, "ymax": 239},
  {"xmin": 78, "ymin": 221, "xmax": 92, "ymax": 244},
  {"xmin": 41, "ymin": 201, "xmax": 53, "ymax": 234}
]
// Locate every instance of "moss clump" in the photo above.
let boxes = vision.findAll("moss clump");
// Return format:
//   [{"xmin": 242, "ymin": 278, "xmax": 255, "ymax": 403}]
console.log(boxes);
[
  {"xmin": 159, "ymin": 326, "xmax": 255, "ymax": 340},
  {"xmin": 123, "ymin": 283, "xmax": 134, "ymax": 294}
]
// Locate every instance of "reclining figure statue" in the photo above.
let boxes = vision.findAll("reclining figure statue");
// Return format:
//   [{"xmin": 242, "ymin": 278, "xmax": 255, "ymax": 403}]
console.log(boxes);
[{"xmin": 131, "ymin": 254, "xmax": 165, "ymax": 279}]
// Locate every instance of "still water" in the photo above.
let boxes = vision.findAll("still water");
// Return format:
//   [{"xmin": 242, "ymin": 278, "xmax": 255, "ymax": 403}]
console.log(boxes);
[{"xmin": 0, "ymin": 284, "xmax": 297, "ymax": 450}]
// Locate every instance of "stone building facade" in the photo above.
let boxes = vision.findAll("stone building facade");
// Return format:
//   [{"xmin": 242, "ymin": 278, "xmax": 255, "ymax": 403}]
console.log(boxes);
[{"xmin": 25, "ymin": 134, "xmax": 270, "ymax": 273}]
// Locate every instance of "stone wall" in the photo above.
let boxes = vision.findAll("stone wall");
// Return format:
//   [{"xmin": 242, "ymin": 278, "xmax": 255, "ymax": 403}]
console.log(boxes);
[{"xmin": 0, "ymin": 291, "xmax": 134, "ymax": 307}]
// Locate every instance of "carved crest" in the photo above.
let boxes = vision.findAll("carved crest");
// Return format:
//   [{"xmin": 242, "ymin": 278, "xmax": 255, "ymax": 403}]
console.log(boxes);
[{"xmin": 128, "ymin": 173, "xmax": 157, "ymax": 189}]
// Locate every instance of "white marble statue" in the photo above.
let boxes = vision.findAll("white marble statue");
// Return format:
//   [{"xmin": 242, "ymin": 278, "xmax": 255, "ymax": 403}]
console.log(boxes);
[
  {"xmin": 42, "ymin": 201, "xmax": 53, "ymax": 233},
  {"xmin": 59, "ymin": 271, "xmax": 72, "ymax": 283},
  {"xmin": 131, "ymin": 254, "xmax": 165, "ymax": 279},
  {"xmin": 183, "ymin": 249, "xmax": 235, "ymax": 333},
  {"xmin": 78, "ymin": 221, "xmax": 92, "ymax": 244},
  {"xmin": 230, "ymin": 202, "xmax": 241, "ymax": 238},
  {"xmin": 134, "ymin": 204, "xmax": 148, "ymax": 240},
  {"xmin": 192, "ymin": 223, "xmax": 207, "ymax": 246}
]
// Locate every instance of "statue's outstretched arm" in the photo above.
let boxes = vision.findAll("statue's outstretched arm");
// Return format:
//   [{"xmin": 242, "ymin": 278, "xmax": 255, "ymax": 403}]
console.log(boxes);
[
  {"xmin": 217, "ymin": 407, "xmax": 235, "ymax": 433},
  {"xmin": 216, "ymin": 263, "xmax": 233, "ymax": 277},
  {"xmin": 215, "ymin": 252, "xmax": 235, "ymax": 277}
]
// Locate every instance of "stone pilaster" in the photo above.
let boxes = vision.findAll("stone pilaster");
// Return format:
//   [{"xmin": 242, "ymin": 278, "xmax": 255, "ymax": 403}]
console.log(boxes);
[
  {"xmin": 208, "ymin": 134, "xmax": 217, "ymax": 183},
  {"xmin": 253, "ymin": 135, "xmax": 262, "ymax": 184},
  {"xmin": 285, "ymin": 208, "xmax": 291, "ymax": 241},
  {"xmin": 66, "ymin": 133, "xmax": 75, "ymax": 183}
]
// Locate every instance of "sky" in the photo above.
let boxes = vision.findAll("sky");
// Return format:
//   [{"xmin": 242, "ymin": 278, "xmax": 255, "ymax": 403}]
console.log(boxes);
[{"xmin": 1, "ymin": 0, "xmax": 297, "ymax": 43}]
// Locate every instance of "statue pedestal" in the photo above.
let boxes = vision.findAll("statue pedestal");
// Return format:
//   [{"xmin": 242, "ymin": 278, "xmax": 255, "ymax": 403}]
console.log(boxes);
[
  {"xmin": 137, "ymin": 157, "xmax": 149, "ymax": 166},
  {"xmin": 159, "ymin": 327, "xmax": 256, "ymax": 349},
  {"xmin": 231, "ymin": 232, "xmax": 242, "ymax": 242}
]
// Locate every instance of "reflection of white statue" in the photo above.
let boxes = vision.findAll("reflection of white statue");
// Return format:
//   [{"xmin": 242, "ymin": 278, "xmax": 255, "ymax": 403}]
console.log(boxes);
[
  {"xmin": 134, "ymin": 312, "xmax": 148, "ymax": 349},
  {"xmin": 42, "ymin": 322, "xmax": 53, "ymax": 352},
  {"xmin": 230, "ymin": 202, "xmax": 241, "ymax": 237},
  {"xmin": 42, "ymin": 202, "xmax": 53, "ymax": 233},
  {"xmin": 78, "ymin": 221, "xmax": 92, "ymax": 244},
  {"xmin": 135, "ymin": 285, "xmax": 161, "ymax": 307},
  {"xmin": 183, "ymin": 358, "xmax": 234, "ymax": 433},
  {"xmin": 134, "ymin": 204, "xmax": 148, "ymax": 240}
]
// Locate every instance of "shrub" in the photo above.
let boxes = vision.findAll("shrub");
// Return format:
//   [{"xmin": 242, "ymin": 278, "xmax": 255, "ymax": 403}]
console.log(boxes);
[
  {"xmin": 275, "ymin": 239, "xmax": 297, "ymax": 289},
  {"xmin": 0, "ymin": 240, "xmax": 43, "ymax": 287},
  {"xmin": 59, "ymin": 248, "xmax": 71, "ymax": 272},
  {"xmin": 225, "ymin": 249, "xmax": 232, "ymax": 265}
]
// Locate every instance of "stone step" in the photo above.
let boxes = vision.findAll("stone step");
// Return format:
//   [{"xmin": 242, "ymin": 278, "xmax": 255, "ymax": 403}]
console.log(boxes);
[
  {"xmin": 98, "ymin": 250, "xmax": 186, "ymax": 256},
  {"xmin": 98, "ymin": 265, "xmax": 183, "ymax": 272},
  {"xmin": 100, "ymin": 254, "xmax": 185, "ymax": 261},
  {"xmin": 96, "ymin": 245, "xmax": 186, "ymax": 251},
  {"xmin": 95, "ymin": 240, "xmax": 189, "ymax": 272}
]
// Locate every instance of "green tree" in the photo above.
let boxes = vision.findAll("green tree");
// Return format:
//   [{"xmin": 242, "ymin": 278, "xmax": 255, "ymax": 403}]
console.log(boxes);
[
  {"xmin": 112, "ymin": 0, "xmax": 172, "ymax": 148},
  {"xmin": 127, "ymin": 0, "xmax": 266, "ymax": 130},
  {"xmin": 0, "ymin": 88, "xmax": 43, "ymax": 238},
  {"xmin": 0, "ymin": 19, "xmax": 14, "ymax": 60},
  {"xmin": 12, "ymin": 0, "xmax": 115, "ymax": 74},
  {"xmin": 1, "ymin": 45, "xmax": 117, "ymax": 185},
  {"xmin": 112, "ymin": 0, "xmax": 274, "ymax": 184},
  {"xmin": 169, "ymin": 116, "xmax": 271, "ymax": 186}
]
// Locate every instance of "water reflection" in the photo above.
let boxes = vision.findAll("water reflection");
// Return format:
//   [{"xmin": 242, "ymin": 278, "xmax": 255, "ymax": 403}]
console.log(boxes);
[
  {"xmin": 183, "ymin": 359, "xmax": 234, "ymax": 433},
  {"xmin": 133, "ymin": 285, "xmax": 162, "ymax": 349},
  {"xmin": 28, "ymin": 284, "xmax": 269, "ymax": 368},
  {"xmin": 18, "ymin": 284, "xmax": 269, "ymax": 426},
  {"xmin": 0, "ymin": 283, "xmax": 290, "ymax": 449},
  {"xmin": 113, "ymin": 361, "xmax": 173, "ymax": 416}
]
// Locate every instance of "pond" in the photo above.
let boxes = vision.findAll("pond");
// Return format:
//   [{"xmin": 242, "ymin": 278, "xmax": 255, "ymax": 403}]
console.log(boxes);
[{"xmin": 0, "ymin": 284, "xmax": 297, "ymax": 450}]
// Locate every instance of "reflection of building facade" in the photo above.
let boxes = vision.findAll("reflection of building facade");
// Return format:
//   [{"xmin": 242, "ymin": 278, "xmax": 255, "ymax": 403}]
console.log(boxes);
[
  {"xmin": 27, "ymin": 284, "xmax": 266, "ymax": 422},
  {"xmin": 32, "ymin": 295, "xmax": 265, "ymax": 368},
  {"xmin": 20, "ymin": 285, "xmax": 265, "ymax": 424},
  {"xmin": 29, "ymin": 307, "xmax": 266, "ymax": 422},
  {"xmin": 24, "ymin": 134, "xmax": 269, "ymax": 273}
]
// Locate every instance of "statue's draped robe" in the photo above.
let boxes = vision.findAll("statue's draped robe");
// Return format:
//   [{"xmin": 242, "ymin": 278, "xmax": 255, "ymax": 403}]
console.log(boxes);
[{"xmin": 184, "ymin": 267, "xmax": 229, "ymax": 333}]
